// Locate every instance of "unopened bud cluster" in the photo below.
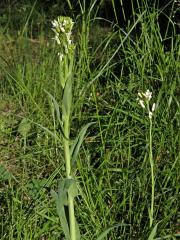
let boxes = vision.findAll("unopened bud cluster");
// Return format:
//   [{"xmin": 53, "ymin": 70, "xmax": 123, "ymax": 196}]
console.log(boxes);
[
  {"xmin": 52, "ymin": 16, "xmax": 75, "ymax": 61},
  {"xmin": 137, "ymin": 90, "xmax": 156, "ymax": 119}
]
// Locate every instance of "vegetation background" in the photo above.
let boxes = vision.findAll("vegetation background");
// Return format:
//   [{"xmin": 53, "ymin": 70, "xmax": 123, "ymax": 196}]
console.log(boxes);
[{"xmin": 0, "ymin": 0, "xmax": 179, "ymax": 239}]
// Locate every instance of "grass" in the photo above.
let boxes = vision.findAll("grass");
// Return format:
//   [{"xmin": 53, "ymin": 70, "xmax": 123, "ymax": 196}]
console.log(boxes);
[{"xmin": 0, "ymin": 0, "xmax": 179, "ymax": 239}]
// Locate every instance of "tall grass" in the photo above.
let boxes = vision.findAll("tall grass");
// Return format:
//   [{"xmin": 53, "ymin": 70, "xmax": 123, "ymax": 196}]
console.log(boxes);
[{"xmin": 0, "ymin": 0, "xmax": 179, "ymax": 239}]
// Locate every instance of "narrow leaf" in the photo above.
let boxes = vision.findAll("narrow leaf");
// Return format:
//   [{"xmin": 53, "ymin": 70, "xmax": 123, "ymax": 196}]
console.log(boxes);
[
  {"xmin": 59, "ymin": 60, "xmax": 66, "ymax": 89},
  {"xmin": 70, "ymin": 122, "xmax": 95, "ymax": 165},
  {"xmin": 51, "ymin": 181, "xmax": 70, "ymax": 240},
  {"xmin": 44, "ymin": 90, "xmax": 61, "ymax": 123},
  {"xmin": 97, "ymin": 224, "xmax": 124, "ymax": 240},
  {"xmin": 33, "ymin": 121, "xmax": 60, "ymax": 142},
  {"xmin": 57, "ymin": 200, "xmax": 70, "ymax": 240},
  {"xmin": 62, "ymin": 77, "xmax": 72, "ymax": 118},
  {"xmin": 75, "ymin": 217, "xmax": 81, "ymax": 240},
  {"xmin": 44, "ymin": 90, "xmax": 65, "ymax": 136},
  {"xmin": 148, "ymin": 223, "xmax": 159, "ymax": 240}
]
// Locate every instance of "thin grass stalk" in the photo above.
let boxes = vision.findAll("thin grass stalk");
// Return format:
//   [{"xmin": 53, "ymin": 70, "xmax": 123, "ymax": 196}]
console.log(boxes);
[{"xmin": 149, "ymin": 115, "xmax": 154, "ymax": 227}]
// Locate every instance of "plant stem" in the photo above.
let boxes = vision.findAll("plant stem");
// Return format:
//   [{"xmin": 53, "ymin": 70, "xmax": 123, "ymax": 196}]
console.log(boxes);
[
  {"xmin": 63, "ymin": 117, "xmax": 71, "ymax": 177},
  {"xmin": 63, "ymin": 116, "xmax": 76, "ymax": 240},
  {"xmin": 149, "ymin": 118, "xmax": 154, "ymax": 227},
  {"xmin": 69, "ymin": 196, "xmax": 76, "ymax": 240}
]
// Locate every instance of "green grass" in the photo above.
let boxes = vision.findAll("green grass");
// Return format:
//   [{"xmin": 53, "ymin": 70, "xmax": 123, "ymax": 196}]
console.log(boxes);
[{"xmin": 0, "ymin": 1, "xmax": 179, "ymax": 239}]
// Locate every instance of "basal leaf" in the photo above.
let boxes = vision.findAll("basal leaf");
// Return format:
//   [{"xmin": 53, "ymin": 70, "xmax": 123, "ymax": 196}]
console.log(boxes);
[
  {"xmin": 18, "ymin": 118, "xmax": 31, "ymax": 137},
  {"xmin": 75, "ymin": 217, "xmax": 81, "ymax": 240},
  {"xmin": 51, "ymin": 181, "xmax": 70, "ymax": 240},
  {"xmin": 0, "ymin": 164, "xmax": 12, "ymax": 181}
]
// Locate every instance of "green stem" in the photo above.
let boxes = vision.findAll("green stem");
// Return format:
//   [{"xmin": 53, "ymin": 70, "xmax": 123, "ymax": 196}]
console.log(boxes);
[
  {"xmin": 63, "ymin": 115, "xmax": 76, "ymax": 240},
  {"xmin": 63, "ymin": 117, "xmax": 71, "ymax": 177},
  {"xmin": 149, "ymin": 118, "xmax": 154, "ymax": 227},
  {"xmin": 69, "ymin": 196, "xmax": 76, "ymax": 240}
]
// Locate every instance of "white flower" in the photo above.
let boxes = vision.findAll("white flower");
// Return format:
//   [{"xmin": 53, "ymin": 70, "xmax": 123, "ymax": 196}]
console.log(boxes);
[
  {"xmin": 63, "ymin": 19, "xmax": 68, "ymax": 25},
  {"xmin": 54, "ymin": 35, "xmax": 60, "ymax": 45},
  {"xmin": 52, "ymin": 16, "xmax": 75, "ymax": 57},
  {"xmin": 60, "ymin": 26, "xmax": 65, "ymax": 32},
  {"xmin": 58, "ymin": 53, "xmax": 64, "ymax": 61},
  {"xmin": 139, "ymin": 99, "xmax": 145, "ymax": 109},
  {"xmin": 64, "ymin": 45, "xmax": 68, "ymax": 54},
  {"xmin": 52, "ymin": 20, "xmax": 58, "ymax": 28},
  {"xmin": 149, "ymin": 111, "xmax": 153, "ymax": 119},
  {"xmin": 67, "ymin": 39, "xmax": 72, "ymax": 45},
  {"xmin": 152, "ymin": 103, "xmax": 156, "ymax": 112},
  {"xmin": 137, "ymin": 90, "xmax": 156, "ymax": 119},
  {"xmin": 143, "ymin": 89, "xmax": 152, "ymax": 101},
  {"xmin": 138, "ymin": 92, "xmax": 143, "ymax": 98}
]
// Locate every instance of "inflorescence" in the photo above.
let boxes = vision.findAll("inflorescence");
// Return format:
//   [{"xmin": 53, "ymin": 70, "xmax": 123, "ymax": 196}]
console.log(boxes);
[
  {"xmin": 52, "ymin": 16, "xmax": 75, "ymax": 61},
  {"xmin": 137, "ymin": 90, "xmax": 156, "ymax": 119}
]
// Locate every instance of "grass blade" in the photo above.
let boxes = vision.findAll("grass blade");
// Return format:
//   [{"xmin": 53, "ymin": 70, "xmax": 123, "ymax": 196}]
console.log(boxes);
[{"xmin": 148, "ymin": 223, "xmax": 159, "ymax": 240}]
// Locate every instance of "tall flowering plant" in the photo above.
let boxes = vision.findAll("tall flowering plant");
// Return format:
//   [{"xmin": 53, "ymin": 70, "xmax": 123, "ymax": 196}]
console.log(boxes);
[
  {"xmin": 137, "ymin": 90, "xmax": 156, "ymax": 228},
  {"xmin": 49, "ymin": 16, "xmax": 115, "ymax": 239},
  {"xmin": 49, "ymin": 16, "xmax": 94, "ymax": 240},
  {"xmin": 50, "ymin": 17, "xmax": 79, "ymax": 240}
]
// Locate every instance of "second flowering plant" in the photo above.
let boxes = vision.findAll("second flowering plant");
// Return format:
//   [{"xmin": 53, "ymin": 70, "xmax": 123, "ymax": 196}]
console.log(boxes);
[{"xmin": 137, "ymin": 89, "xmax": 156, "ymax": 228}]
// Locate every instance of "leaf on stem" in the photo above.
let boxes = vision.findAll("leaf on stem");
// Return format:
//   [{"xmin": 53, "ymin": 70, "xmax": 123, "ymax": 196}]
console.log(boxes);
[
  {"xmin": 45, "ymin": 90, "xmax": 67, "ymax": 138},
  {"xmin": 51, "ymin": 187, "xmax": 70, "ymax": 240},
  {"xmin": 66, "ymin": 179, "xmax": 78, "ymax": 199},
  {"xmin": 62, "ymin": 76, "xmax": 72, "ymax": 119},
  {"xmin": 75, "ymin": 218, "xmax": 81, "ymax": 240},
  {"xmin": 70, "ymin": 122, "xmax": 95, "ymax": 166},
  {"xmin": 51, "ymin": 179, "xmax": 79, "ymax": 239}
]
